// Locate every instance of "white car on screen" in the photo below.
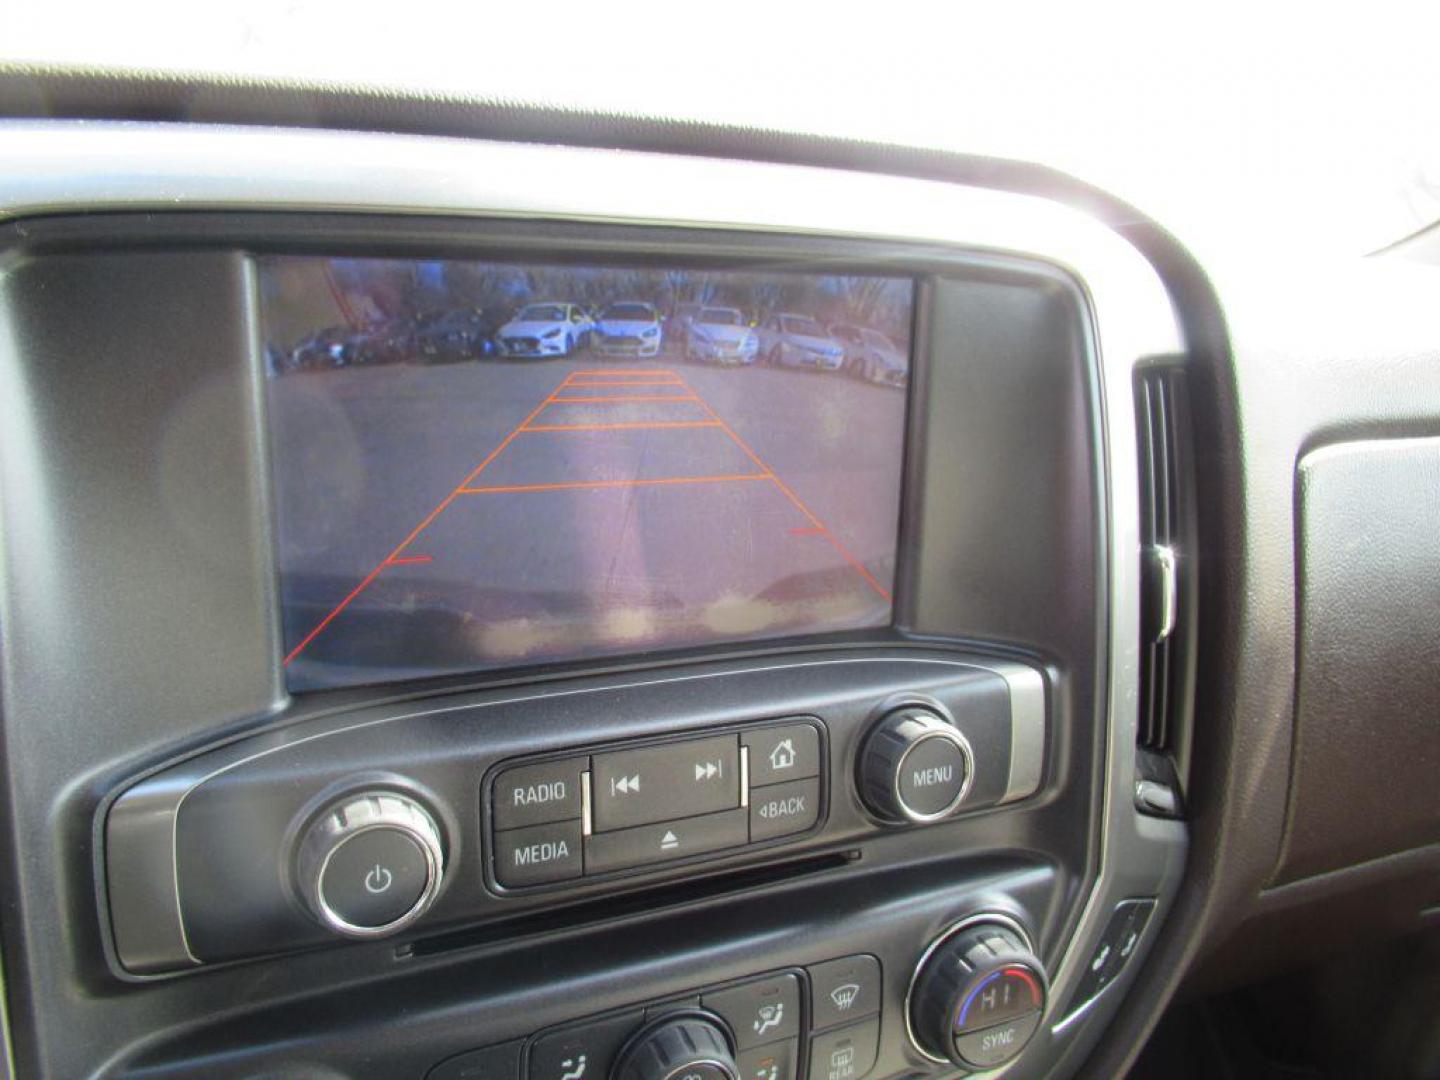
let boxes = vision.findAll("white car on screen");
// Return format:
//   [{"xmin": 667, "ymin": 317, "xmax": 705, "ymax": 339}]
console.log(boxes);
[
  {"xmin": 758, "ymin": 313, "xmax": 846, "ymax": 371},
  {"xmin": 830, "ymin": 323, "xmax": 908, "ymax": 388},
  {"xmin": 685, "ymin": 307, "xmax": 759, "ymax": 365},
  {"xmin": 594, "ymin": 301, "xmax": 663, "ymax": 358},
  {"xmin": 495, "ymin": 302, "xmax": 590, "ymax": 358}
]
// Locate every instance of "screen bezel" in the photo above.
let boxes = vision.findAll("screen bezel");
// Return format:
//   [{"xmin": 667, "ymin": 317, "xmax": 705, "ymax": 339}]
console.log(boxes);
[{"xmin": 8, "ymin": 209, "xmax": 1093, "ymax": 716}]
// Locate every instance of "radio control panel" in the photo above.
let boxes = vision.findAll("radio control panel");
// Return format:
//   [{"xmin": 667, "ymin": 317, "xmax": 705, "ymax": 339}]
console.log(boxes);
[
  {"xmin": 103, "ymin": 652, "xmax": 1047, "ymax": 974},
  {"xmin": 488, "ymin": 720, "xmax": 826, "ymax": 890}
]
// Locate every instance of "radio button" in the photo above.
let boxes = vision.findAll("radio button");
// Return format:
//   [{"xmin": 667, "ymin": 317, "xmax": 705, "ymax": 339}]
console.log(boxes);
[
  {"xmin": 494, "ymin": 820, "xmax": 583, "ymax": 888},
  {"xmin": 493, "ymin": 758, "xmax": 586, "ymax": 831},
  {"xmin": 743, "ymin": 723, "xmax": 821, "ymax": 787},
  {"xmin": 592, "ymin": 736, "xmax": 739, "ymax": 831},
  {"xmin": 748, "ymin": 779, "xmax": 820, "ymax": 842},
  {"xmin": 585, "ymin": 808, "xmax": 747, "ymax": 874}
]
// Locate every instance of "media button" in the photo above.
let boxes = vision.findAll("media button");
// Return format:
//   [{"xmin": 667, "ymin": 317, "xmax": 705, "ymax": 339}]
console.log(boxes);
[
  {"xmin": 494, "ymin": 820, "xmax": 583, "ymax": 887},
  {"xmin": 493, "ymin": 758, "xmax": 586, "ymax": 831},
  {"xmin": 585, "ymin": 808, "xmax": 747, "ymax": 874},
  {"xmin": 592, "ymin": 736, "xmax": 740, "ymax": 831}
]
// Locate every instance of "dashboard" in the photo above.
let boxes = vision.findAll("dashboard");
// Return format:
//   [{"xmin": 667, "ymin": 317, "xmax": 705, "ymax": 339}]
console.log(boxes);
[{"xmin": 0, "ymin": 75, "xmax": 1435, "ymax": 1080}]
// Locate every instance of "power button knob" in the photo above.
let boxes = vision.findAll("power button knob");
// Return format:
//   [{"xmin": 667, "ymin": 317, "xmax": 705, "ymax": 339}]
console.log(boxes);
[{"xmin": 295, "ymin": 791, "xmax": 445, "ymax": 938}]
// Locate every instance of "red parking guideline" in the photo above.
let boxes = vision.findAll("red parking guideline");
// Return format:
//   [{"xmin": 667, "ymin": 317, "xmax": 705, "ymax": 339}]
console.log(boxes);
[
  {"xmin": 523, "ymin": 420, "xmax": 721, "ymax": 433},
  {"xmin": 458, "ymin": 473, "xmax": 770, "ymax": 496},
  {"xmin": 672, "ymin": 373, "xmax": 893, "ymax": 604},
  {"xmin": 282, "ymin": 374, "xmax": 571, "ymax": 666},
  {"xmin": 283, "ymin": 365, "xmax": 890, "ymax": 666}
]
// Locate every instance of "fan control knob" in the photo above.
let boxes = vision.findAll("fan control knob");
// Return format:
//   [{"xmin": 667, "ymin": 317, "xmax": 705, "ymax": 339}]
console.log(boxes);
[{"xmin": 613, "ymin": 1015, "xmax": 737, "ymax": 1080}]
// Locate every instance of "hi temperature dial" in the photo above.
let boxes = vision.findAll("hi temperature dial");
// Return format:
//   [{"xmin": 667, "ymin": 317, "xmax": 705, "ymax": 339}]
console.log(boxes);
[{"xmin": 908, "ymin": 918, "xmax": 1047, "ymax": 1070}]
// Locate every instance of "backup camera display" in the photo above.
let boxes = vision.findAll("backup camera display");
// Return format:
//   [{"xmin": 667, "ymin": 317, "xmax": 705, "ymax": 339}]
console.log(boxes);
[{"xmin": 261, "ymin": 256, "xmax": 912, "ymax": 691}]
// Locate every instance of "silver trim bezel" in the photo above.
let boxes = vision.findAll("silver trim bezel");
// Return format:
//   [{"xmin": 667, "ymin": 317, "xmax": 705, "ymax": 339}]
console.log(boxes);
[
  {"xmin": 1148, "ymin": 544, "xmax": 1179, "ymax": 643},
  {"xmin": 995, "ymin": 662, "xmax": 1047, "ymax": 803}
]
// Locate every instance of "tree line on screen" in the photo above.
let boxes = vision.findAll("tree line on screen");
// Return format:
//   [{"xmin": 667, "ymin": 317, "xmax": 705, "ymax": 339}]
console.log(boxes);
[{"xmin": 332, "ymin": 259, "xmax": 912, "ymax": 341}]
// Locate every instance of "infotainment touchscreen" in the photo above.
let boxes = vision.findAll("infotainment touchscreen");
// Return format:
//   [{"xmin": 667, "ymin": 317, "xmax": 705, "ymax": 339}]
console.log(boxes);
[{"xmin": 260, "ymin": 256, "xmax": 913, "ymax": 690}]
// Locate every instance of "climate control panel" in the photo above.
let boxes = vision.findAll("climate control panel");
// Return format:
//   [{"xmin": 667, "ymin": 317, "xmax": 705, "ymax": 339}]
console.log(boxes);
[
  {"xmin": 430, "ymin": 957, "xmax": 885, "ymax": 1080},
  {"xmin": 426, "ymin": 912, "xmax": 1061, "ymax": 1080}
]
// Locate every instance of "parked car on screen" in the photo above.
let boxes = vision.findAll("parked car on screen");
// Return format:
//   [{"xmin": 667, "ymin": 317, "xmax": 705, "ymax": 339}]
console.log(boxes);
[
  {"xmin": 758, "ymin": 313, "xmax": 845, "ymax": 370},
  {"xmin": 829, "ymin": 323, "xmax": 908, "ymax": 388},
  {"xmin": 495, "ymin": 302, "xmax": 590, "ymax": 358},
  {"xmin": 411, "ymin": 308, "xmax": 499, "ymax": 362},
  {"xmin": 288, "ymin": 325, "xmax": 352, "ymax": 371},
  {"xmin": 685, "ymin": 307, "xmax": 759, "ymax": 365},
  {"xmin": 594, "ymin": 301, "xmax": 663, "ymax": 358},
  {"xmin": 342, "ymin": 318, "xmax": 415, "ymax": 365}
]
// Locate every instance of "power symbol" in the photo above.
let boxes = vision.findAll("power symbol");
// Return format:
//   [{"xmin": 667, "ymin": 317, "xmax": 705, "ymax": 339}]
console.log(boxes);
[{"xmin": 364, "ymin": 864, "xmax": 393, "ymax": 894}]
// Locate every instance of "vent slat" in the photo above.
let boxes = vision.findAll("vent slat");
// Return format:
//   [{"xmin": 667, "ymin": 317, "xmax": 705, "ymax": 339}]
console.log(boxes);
[{"xmin": 1136, "ymin": 369, "xmax": 1182, "ymax": 753}]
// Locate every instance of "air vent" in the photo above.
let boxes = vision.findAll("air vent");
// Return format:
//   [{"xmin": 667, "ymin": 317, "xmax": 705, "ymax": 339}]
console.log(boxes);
[{"xmin": 1135, "ymin": 368, "xmax": 1185, "ymax": 754}]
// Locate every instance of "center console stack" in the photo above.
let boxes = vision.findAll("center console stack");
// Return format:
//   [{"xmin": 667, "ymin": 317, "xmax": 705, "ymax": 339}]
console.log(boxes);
[{"xmin": 0, "ymin": 129, "xmax": 1189, "ymax": 1078}]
